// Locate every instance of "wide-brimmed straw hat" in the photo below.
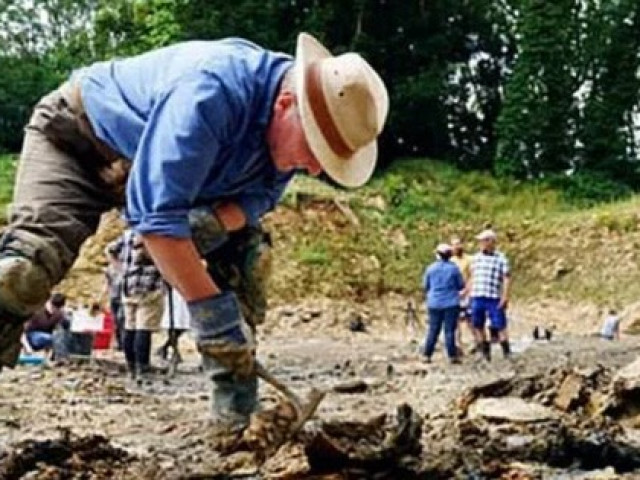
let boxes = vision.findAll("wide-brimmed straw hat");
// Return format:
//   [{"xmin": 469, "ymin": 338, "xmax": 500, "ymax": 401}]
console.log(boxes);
[{"xmin": 294, "ymin": 33, "xmax": 389, "ymax": 188}]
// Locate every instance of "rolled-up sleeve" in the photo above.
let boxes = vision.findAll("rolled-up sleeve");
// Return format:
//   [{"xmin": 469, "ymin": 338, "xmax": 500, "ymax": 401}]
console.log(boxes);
[{"xmin": 125, "ymin": 74, "xmax": 236, "ymax": 237}]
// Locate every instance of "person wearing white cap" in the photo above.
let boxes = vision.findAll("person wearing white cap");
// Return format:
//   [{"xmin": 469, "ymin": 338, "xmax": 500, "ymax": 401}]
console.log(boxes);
[
  {"xmin": 421, "ymin": 243, "xmax": 466, "ymax": 364},
  {"xmin": 467, "ymin": 229, "xmax": 511, "ymax": 361},
  {"xmin": 0, "ymin": 33, "xmax": 389, "ymax": 441}
]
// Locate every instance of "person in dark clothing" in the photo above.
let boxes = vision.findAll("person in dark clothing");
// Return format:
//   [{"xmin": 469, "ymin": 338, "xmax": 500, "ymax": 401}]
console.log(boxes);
[{"xmin": 23, "ymin": 293, "xmax": 68, "ymax": 352}]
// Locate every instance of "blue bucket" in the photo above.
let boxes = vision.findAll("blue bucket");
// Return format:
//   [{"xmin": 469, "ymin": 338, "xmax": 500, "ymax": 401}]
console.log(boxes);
[{"xmin": 18, "ymin": 353, "xmax": 45, "ymax": 365}]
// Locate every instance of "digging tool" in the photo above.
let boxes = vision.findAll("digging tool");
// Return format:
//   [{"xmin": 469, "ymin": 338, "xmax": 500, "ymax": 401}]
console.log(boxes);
[
  {"xmin": 248, "ymin": 361, "xmax": 326, "ymax": 449},
  {"xmin": 254, "ymin": 361, "xmax": 319, "ymax": 411}
]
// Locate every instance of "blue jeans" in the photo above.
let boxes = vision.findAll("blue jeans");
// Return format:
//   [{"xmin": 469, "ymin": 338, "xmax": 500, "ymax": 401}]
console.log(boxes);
[
  {"xmin": 26, "ymin": 331, "xmax": 54, "ymax": 351},
  {"xmin": 424, "ymin": 306, "xmax": 459, "ymax": 359}
]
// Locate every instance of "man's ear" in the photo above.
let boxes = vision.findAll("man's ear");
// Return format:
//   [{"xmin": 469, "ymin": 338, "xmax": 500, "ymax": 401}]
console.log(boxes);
[{"xmin": 273, "ymin": 90, "xmax": 295, "ymax": 113}]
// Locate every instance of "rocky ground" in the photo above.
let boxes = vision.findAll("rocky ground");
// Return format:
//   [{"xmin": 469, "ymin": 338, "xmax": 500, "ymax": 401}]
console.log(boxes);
[
  {"xmin": 4, "ymin": 204, "xmax": 640, "ymax": 479},
  {"xmin": 2, "ymin": 298, "xmax": 640, "ymax": 479}
]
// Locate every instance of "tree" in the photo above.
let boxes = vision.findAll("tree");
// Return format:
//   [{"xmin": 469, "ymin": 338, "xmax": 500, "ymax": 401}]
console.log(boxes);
[
  {"xmin": 576, "ymin": 0, "xmax": 640, "ymax": 187},
  {"xmin": 0, "ymin": 0, "xmax": 98, "ymax": 151},
  {"xmin": 495, "ymin": 0, "xmax": 581, "ymax": 179}
]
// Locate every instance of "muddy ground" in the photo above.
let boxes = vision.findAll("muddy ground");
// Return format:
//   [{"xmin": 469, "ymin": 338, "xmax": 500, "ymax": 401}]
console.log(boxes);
[{"xmin": 2, "ymin": 299, "xmax": 640, "ymax": 479}]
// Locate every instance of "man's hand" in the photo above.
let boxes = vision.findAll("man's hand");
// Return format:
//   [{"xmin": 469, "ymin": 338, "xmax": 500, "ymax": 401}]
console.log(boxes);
[
  {"xmin": 189, "ymin": 207, "xmax": 228, "ymax": 255},
  {"xmin": 215, "ymin": 202, "xmax": 246, "ymax": 231},
  {"xmin": 499, "ymin": 274, "xmax": 510, "ymax": 310},
  {"xmin": 188, "ymin": 291, "xmax": 255, "ymax": 378},
  {"xmin": 189, "ymin": 202, "xmax": 248, "ymax": 255}
]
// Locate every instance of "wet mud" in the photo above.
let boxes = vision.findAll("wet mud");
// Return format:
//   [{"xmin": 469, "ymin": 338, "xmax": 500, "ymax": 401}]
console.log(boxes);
[{"xmin": 2, "ymin": 315, "xmax": 640, "ymax": 479}]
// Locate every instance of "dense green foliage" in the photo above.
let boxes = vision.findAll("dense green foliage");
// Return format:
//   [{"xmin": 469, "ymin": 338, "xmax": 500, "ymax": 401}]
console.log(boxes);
[
  {"xmin": 0, "ymin": 154, "xmax": 17, "ymax": 217},
  {"xmin": 495, "ymin": 0, "xmax": 640, "ymax": 192},
  {"xmin": 0, "ymin": 0, "xmax": 638, "ymax": 199}
]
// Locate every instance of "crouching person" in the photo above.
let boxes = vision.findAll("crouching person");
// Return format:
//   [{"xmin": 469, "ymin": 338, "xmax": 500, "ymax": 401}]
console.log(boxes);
[
  {"xmin": 22, "ymin": 293, "xmax": 68, "ymax": 357},
  {"xmin": 0, "ymin": 32, "xmax": 388, "ymax": 449}
]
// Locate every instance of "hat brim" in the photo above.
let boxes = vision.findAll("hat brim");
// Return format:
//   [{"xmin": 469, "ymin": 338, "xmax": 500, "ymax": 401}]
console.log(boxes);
[{"xmin": 295, "ymin": 33, "xmax": 377, "ymax": 188}]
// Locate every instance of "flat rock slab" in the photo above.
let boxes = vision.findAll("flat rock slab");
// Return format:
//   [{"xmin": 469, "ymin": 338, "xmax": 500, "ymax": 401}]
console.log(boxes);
[
  {"xmin": 469, "ymin": 397, "xmax": 558, "ymax": 423},
  {"xmin": 332, "ymin": 380, "xmax": 369, "ymax": 394},
  {"xmin": 554, "ymin": 373, "xmax": 584, "ymax": 411},
  {"xmin": 614, "ymin": 357, "xmax": 640, "ymax": 391}
]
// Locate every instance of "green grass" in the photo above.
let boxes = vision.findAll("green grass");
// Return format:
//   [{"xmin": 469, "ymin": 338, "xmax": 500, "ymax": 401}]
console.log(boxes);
[
  {"xmin": 0, "ymin": 152, "xmax": 637, "ymax": 308},
  {"xmin": 0, "ymin": 154, "xmax": 17, "ymax": 220},
  {"xmin": 270, "ymin": 158, "xmax": 640, "ymax": 307},
  {"xmin": 295, "ymin": 241, "xmax": 331, "ymax": 265}
]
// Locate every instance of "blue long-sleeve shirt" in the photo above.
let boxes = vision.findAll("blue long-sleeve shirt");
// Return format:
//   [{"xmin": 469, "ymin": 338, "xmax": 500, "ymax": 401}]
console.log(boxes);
[
  {"xmin": 422, "ymin": 259, "xmax": 465, "ymax": 309},
  {"xmin": 73, "ymin": 39, "xmax": 295, "ymax": 237}
]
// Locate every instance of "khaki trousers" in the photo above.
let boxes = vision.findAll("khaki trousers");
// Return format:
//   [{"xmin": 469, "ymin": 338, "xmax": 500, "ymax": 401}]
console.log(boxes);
[
  {"xmin": 122, "ymin": 291, "xmax": 164, "ymax": 331},
  {"xmin": 5, "ymin": 84, "xmax": 127, "ymax": 288}
]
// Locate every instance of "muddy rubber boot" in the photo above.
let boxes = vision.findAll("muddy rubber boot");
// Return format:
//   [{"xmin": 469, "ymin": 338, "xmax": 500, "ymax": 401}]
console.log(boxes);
[
  {"xmin": 0, "ymin": 257, "xmax": 52, "ymax": 369},
  {"xmin": 135, "ymin": 364, "xmax": 154, "ymax": 386},
  {"xmin": 500, "ymin": 340, "xmax": 511, "ymax": 358},
  {"xmin": 482, "ymin": 341, "xmax": 491, "ymax": 362},
  {"xmin": 205, "ymin": 356, "xmax": 258, "ymax": 428},
  {"xmin": 134, "ymin": 331, "xmax": 154, "ymax": 386},
  {"xmin": 121, "ymin": 330, "xmax": 137, "ymax": 379},
  {"xmin": 200, "ymin": 356, "xmax": 258, "ymax": 452},
  {"xmin": 134, "ymin": 331, "xmax": 152, "ymax": 367}
]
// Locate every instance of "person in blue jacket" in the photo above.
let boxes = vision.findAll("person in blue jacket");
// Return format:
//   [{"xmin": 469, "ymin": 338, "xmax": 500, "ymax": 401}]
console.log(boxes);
[{"xmin": 422, "ymin": 243, "xmax": 465, "ymax": 364}]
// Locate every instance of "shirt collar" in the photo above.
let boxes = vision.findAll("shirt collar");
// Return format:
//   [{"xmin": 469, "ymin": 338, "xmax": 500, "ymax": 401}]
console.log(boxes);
[{"xmin": 256, "ymin": 59, "xmax": 294, "ymax": 129}]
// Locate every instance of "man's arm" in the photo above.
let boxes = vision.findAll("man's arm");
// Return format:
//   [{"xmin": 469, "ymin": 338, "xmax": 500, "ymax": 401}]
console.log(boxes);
[
  {"xmin": 142, "ymin": 235, "xmax": 219, "ymax": 302},
  {"xmin": 462, "ymin": 273, "xmax": 472, "ymax": 298},
  {"xmin": 96, "ymin": 272, "xmax": 109, "ymax": 306},
  {"xmin": 143, "ymin": 200, "xmax": 246, "ymax": 298},
  {"xmin": 500, "ymin": 274, "xmax": 510, "ymax": 309},
  {"xmin": 215, "ymin": 202, "xmax": 246, "ymax": 231}
]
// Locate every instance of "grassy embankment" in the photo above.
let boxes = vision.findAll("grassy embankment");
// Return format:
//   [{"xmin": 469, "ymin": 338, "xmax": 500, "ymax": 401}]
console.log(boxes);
[
  {"xmin": 270, "ymin": 159, "xmax": 640, "ymax": 309},
  {"xmin": 2, "ymin": 153, "xmax": 639, "ymax": 310}
]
